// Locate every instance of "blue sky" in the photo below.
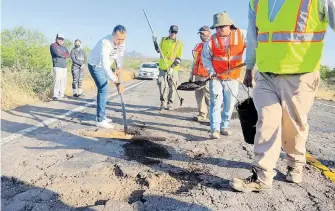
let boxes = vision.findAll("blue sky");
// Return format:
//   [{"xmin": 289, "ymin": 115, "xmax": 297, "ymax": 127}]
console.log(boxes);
[{"xmin": 2, "ymin": 0, "xmax": 335, "ymax": 67}]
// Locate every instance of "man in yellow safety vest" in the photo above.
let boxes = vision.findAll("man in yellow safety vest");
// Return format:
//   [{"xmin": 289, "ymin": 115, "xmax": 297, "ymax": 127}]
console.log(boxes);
[
  {"xmin": 230, "ymin": 0, "xmax": 335, "ymax": 192},
  {"xmin": 153, "ymin": 25, "xmax": 184, "ymax": 110}
]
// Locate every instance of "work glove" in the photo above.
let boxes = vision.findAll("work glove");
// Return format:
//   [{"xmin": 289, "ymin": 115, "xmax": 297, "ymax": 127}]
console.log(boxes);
[{"xmin": 152, "ymin": 35, "xmax": 157, "ymax": 43}]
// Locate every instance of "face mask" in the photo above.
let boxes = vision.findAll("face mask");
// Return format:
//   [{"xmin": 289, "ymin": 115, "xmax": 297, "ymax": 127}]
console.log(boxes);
[{"xmin": 75, "ymin": 45, "xmax": 80, "ymax": 48}]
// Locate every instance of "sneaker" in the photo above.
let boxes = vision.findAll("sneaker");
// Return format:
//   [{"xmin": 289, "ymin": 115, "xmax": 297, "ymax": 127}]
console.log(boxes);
[
  {"xmin": 166, "ymin": 104, "xmax": 173, "ymax": 110},
  {"xmin": 210, "ymin": 131, "xmax": 220, "ymax": 139},
  {"xmin": 96, "ymin": 117, "xmax": 113, "ymax": 123},
  {"xmin": 220, "ymin": 128, "xmax": 232, "ymax": 136},
  {"xmin": 230, "ymin": 168, "xmax": 272, "ymax": 193},
  {"xmin": 286, "ymin": 166, "xmax": 303, "ymax": 183},
  {"xmin": 73, "ymin": 94, "xmax": 79, "ymax": 97},
  {"xmin": 96, "ymin": 120, "xmax": 114, "ymax": 129},
  {"xmin": 104, "ymin": 117, "xmax": 113, "ymax": 123},
  {"xmin": 160, "ymin": 102, "xmax": 166, "ymax": 110}
]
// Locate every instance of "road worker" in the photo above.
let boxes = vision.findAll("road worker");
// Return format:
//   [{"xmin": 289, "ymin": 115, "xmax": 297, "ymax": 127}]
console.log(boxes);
[
  {"xmin": 231, "ymin": 0, "xmax": 335, "ymax": 192},
  {"xmin": 153, "ymin": 25, "xmax": 184, "ymax": 110},
  {"xmin": 202, "ymin": 12, "xmax": 246, "ymax": 139},
  {"xmin": 189, "ymin": 26, "xmax": 211, "ymax": 123}
]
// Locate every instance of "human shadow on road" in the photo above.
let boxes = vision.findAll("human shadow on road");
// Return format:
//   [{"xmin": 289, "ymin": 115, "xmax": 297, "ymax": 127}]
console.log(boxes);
[
  {"xmin": 1, "ymin": 118, "xmax": 246, "ymax": 193},
  {"xmin": 1, "ymin": 176, "xmax": 95, "ymax": 211},
  {"xmin": 140, "ymin": 194, "xmax": 211, "ymax": 211},
  {"xmin": 2, "ymin": 103, "xmax": 209, "ymax": 141}
]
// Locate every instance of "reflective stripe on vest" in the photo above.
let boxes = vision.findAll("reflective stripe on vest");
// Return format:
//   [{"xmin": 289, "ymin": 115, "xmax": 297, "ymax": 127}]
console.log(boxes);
[
  {"xmin": 272, "ymin": 31, "xmax": 326, "ymax": 42},
  {"xmin": 257, "ymin": 0, "xmax": 325, "ymax": 43},
  {"xmin": 253, "ymin": 0, "xmax": 259, "ymax": 13},
  {"xmin": 213, "ymin": 36, "xmax": 219, "ymax": 48},
  {"xmin": 257, "ymin": 33, "xmax": 269, "ymax": 42},
  {"xmin": 257, "ymin": 31, "xmax": 325, "ymax": 42},
  {"xmin": 212, "ymin": 55, "xmax": 243, "ymax": 61},
  {"xmin": 213, "ymin": 33, "xmax": 241, "ymax": 48},
  {"xmin": 295, "ymin": 0, "xmax": 312, "ymax": 32}
]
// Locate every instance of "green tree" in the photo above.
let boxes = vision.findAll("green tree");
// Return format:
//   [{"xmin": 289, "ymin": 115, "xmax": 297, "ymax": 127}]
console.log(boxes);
[{"xmin": 1, "ymin": 26, "xmax": 52, "ymax": 71}]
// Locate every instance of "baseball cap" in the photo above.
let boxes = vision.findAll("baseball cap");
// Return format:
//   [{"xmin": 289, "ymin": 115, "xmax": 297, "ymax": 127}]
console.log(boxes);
[
  {"xmin": 169, "ymin": 25, "xmax": 178, "ymax": 33},
  {"xmin": 56, "ymin": 34, "xmax": 65, "ymax": 39},
  {"xmin": 198, "ymin": 26, "xmax": 210, "ymax": 33}
]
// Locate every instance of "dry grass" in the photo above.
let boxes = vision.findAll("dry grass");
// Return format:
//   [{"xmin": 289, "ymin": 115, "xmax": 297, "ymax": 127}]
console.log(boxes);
[
  {"xmin": 316, "ymin": 81, "xmax": 335, "ymax": 101},
  {"xmin": 1, "ymin": 68, "xmax": 137, "ymax": 111}
]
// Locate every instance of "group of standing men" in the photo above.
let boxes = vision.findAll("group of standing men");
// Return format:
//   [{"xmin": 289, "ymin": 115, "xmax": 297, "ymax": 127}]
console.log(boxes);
[
  {"xmin": 49, "ymin": 0, "xmax": 335, "ymax": 193},
  {"xmin": 153, "ymin": 12, "xmax": 246, "ymax": 139},
  {"xmin": 50, "ymin": 35, "xmax": 87, "ymax": 100}
]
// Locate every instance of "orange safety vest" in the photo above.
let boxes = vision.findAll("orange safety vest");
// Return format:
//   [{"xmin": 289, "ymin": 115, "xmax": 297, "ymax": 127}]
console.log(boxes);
[
  {"xmin": 192, "ymin": 42, "xmax": 208, "ymax": 77},
  {"xmin": 210, "ymin": 29, "xmax": 245, "ymax": 80}
]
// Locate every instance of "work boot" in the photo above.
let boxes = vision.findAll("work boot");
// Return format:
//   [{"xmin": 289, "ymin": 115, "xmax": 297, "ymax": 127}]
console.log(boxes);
[
  {"xmin": 73, "ymin": 94, "xmax": 79, "ymax": 97},
  {"xmin": 220, "ymin": 128, "xmax": 232, "ymax": 136},
  {"xmin": 286, "ymin": 166, "xmax": 303, "ymax": 183},
  {"xmin": 230, "ymin": 168, "xmax": 272, "ymax": 193},
  {"xmin": 96, "ymin": 120, "xmax": 114, "ymax": 129},
  {"xmin": 193, "ymin": 115, "xmax": 209, "ymax": 123},
  {"xmin": 210, "ymin": 131, "xmax": 220, "ymax": 139}
]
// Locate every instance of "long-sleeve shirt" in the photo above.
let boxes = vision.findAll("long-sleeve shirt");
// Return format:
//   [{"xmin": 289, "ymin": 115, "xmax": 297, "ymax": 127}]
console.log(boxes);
[
  {"xmin": 88, "ymin": 34, "xmax": 125, "ymax": 82},
  {"xmin": 50, "ymin": 43, "xmax": 70, "ymax": 68},
  {"xmin": 246, "ymin": 0, "xmax": 335, "ymax": 71},
  {"xmin": 202, "ymin": 31, "xmax": 247, "ymax": 76},
  {"xmin": 71, "ymin": 48, "xmax": 87, "ymax": 70}
]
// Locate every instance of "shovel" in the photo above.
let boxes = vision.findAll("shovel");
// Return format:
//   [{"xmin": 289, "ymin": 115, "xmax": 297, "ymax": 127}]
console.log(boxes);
[
  {"xmin": 79, "ymin": 74, "xmax": 166, "ymax": 142},
  {"xmin": 177, "ymin": 63, "xmax": 246, "ymax": 91},
  {"xmin": 117, "ymin": 75, "xmax": 128, "ymax": 134}
]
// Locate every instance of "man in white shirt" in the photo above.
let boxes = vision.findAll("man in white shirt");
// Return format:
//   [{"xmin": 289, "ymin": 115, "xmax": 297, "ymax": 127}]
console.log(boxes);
[{"xmin": 88, "ymin": 25, "xmax": 126, "ymax": 129}]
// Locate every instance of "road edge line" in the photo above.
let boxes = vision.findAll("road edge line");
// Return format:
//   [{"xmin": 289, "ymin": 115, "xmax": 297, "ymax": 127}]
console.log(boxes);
[
  {"xmin": 1, "ymin": 80, "xmax": 147, "ymax": 145},
  {"xmin": 306, "ymin": 153, "xmax": 335, "ymax": 183}
]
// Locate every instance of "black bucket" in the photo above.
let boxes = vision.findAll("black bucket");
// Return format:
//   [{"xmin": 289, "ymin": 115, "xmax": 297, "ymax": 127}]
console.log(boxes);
[{"xmin": 236, "ymin": 97, "xmax": 258, "ymax": 145}]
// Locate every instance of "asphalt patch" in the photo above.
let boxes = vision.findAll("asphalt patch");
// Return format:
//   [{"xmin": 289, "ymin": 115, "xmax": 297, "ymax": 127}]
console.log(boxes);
[{"xmin": 123, "ymin": 140, "xmax": 171, "ymax": 165}]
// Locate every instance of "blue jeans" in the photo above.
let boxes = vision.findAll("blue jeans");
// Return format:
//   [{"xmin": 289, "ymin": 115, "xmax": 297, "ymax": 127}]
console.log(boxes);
[
  {"xmin": 88, "ymin": 64, "xmax": 109, "ymax": 122},
  {"xmin": 209, "ymin": 79, "xmax": 239, "ymax": 132}
]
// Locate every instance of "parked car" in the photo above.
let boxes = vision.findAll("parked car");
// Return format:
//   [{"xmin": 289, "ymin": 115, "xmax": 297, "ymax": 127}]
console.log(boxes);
[{"xmin": 137, "ymin": 62, "xmax": 159, "ymax": 79}]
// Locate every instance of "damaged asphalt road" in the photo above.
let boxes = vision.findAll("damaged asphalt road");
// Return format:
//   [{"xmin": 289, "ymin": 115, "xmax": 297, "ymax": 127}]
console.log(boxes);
[{"xmin": 1, "ymin": 75, "xmax": 335, "ymax": 211}]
